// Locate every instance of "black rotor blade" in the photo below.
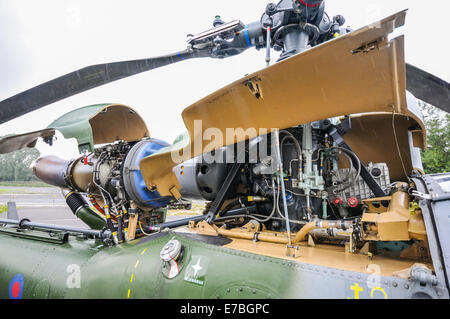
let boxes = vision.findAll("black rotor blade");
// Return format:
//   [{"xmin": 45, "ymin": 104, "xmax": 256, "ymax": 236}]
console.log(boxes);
[
  {"xmin": 406, "ymin": 63, "xmax": 450, "ymax": 113},
  {"xmin": 0, "ymin": 128, "xmax": 55, "ymax": 154},
  {"xmin": 0, "ymin": 49, "xmax": 208, "ymax": 124}
]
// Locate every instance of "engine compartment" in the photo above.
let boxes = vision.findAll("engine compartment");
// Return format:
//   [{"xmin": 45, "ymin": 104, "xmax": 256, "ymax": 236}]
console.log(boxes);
[{"xmin": 32, "ymin": 116, "xmax": 429, "ymax": 262}]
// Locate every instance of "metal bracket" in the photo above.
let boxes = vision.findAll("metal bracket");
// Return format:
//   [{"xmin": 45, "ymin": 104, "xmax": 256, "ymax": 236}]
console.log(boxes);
[
  {"xmin": 351, "ymin": 37, "xmax": 388, "ymax": 55},
  {"xmin": 410, "ymin": 189, "xmax": 450, "ymax": 202},
  {"xmin": 410, "ymin": 265, "xmax": 438, "ymax": 286},
  {"xmin": 205, "ymin": 162, "xmax": 244, "ymax": 224},
  {"xmin": 285, "ymin": 244, "xmax": 300, "ymax": 258},
  {"xmin": 245, "ymin": 77, "xmax": 263, "ymax": 99},
  {"xmin": 410, "ymin": 190, "xmax": 433, "ymax": 200}
]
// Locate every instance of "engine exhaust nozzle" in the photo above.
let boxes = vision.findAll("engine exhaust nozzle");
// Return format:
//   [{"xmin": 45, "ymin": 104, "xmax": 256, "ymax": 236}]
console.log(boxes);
[{"xmin": 33, "ymin": 155, "xmax": 71, "ymax": 188}]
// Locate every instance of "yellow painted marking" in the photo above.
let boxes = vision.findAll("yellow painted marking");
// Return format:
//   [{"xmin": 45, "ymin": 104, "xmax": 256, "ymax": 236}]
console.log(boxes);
[
  {"xmin": 127, "ymin": 251, "xmax": 147, "ymax": 298},
  {"xmin": 350, "ymin": 283, "xmax": 363, "ymax": 299},
  {"xmin": 371, "ymin": 287, "xmax": 388, "ymax": 299}
]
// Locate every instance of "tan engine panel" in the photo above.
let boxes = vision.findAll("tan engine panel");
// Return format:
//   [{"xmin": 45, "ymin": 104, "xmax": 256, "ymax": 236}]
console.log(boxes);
[{"xmin": 140, "ymin": 11, "xmax": 411, "ymax": 196}]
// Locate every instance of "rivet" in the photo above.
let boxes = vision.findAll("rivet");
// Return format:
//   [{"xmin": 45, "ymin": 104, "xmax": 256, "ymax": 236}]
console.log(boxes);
[
  {"xmin": 239, "ymin": 287, "xmax": 243, "ymax": 292},
  {"xmin": 404, "ymin": 284, "xmax": 409, "ymax": 289},
  {"xmin": 253, "ymin": 290, "xmax": 256, "ymax": 294},
  {"xmin": 393, "ymin": 282, "xmax": 398, "ymax": 287},
  {"xmin": 227, "ymin": 288, "xmax": 230, "ymax": 293}
]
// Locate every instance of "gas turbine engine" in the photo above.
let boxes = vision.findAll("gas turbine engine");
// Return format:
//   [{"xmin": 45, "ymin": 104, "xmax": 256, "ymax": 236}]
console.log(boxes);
[
  {"xmin": 174, "ymin": 119, "xmax": 388, "ymax": 233},
  {"xmin": 31, "ymin": 104, "xmax": 174, "ymax": 244}
]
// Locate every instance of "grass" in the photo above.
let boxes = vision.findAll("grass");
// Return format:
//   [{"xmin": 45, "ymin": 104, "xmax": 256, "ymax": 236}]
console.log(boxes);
[
  {"xmin": 0, "ymin": 189, "xmax": 43, "ymax": 195},
  {"xmin": 0, "ymin": 204, "xmax": 7, "ymax": 214}
]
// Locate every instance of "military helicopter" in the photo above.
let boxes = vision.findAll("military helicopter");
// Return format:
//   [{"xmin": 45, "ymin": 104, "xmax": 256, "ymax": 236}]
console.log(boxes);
[{"xmin": 0, "ymin": 0, "xmax": 449, "ymax": 301}]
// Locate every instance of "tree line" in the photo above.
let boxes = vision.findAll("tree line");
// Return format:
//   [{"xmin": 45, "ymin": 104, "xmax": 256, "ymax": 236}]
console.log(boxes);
[
  {"xmin": 0, "ymin": 139, "xmax": 40, "ymax": 181},
  {"xmin": 419, "ymin": 102, "xmax": 450, "ymax": 174}
]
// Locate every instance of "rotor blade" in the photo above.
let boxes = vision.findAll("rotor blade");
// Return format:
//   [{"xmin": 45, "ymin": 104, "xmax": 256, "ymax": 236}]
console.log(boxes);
[
  {"xmin": 406, "ymin": 63, "xmax": 450, "ymax": 113},
  {"xmin": 0, "ymin": 49, "xmax": 208, "ymax": 124},
  {"xmin": 0, "ymin": 128, "xmax": 55, "ymax": 154}
]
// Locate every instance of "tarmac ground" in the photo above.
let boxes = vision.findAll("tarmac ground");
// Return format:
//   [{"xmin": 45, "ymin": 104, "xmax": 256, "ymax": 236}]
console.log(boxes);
[{"xmin": 0, "ymin": 186, "xmax": 203, "ymax": 229}]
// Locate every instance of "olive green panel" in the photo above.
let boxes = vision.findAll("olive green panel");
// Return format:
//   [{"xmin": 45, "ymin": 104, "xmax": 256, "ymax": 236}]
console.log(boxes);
[
  {"xmin": 48, "ymin": 103, "xmax": 151, "ymax": 153},
  {"xmin": 47, "ymin": 104, "xmax": 110, "ymax": 153},
  {"xmin": 1, "ymin": 229, "xmax": 447, "ymax": 299}
]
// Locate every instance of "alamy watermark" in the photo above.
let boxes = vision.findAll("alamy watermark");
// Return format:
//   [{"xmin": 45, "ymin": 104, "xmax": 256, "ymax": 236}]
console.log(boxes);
[{"xmin": 170, "ymin": 120, "xmax": 280, "ymax": 165}]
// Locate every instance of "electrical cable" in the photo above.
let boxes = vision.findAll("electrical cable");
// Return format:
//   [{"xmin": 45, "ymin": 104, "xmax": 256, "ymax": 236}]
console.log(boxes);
[
  {"xmin": 392, "ymin": 107, "xmax": 412, "ymax": 183},
  {"xmin": 328, "ymin": 146, "xmax": 361, "ymax": 193}
]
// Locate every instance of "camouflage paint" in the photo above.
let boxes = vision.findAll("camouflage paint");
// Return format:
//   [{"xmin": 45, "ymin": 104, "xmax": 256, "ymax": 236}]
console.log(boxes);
[{"xmin": 0, "ymin": 229, "xmax": 447, "ymax": 299}]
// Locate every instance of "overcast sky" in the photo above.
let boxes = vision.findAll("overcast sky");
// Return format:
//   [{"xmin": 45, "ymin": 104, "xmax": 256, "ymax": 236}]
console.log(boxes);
[{"xmin": 0, "ymin": 0, "xmax": 449, "ymax": 159}]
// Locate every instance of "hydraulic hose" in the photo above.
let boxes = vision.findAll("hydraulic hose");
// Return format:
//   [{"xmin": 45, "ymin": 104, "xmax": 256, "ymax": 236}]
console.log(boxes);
[{"xmin": 62, "ymin": 189, "xmax": 106, "ymax": 230}]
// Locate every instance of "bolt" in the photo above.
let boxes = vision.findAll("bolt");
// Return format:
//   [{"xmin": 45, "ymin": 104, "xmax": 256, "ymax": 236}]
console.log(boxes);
[
  {"xmin": 393, "ymin": 282, "xmax": 398, "ymax": 287},
  {"xmin": 404, "ymin": 284, "xmax": 409, "ymax": 289},
  {"xmin": 227, "ymin": 288, "xmax": 230, "ymax": 293}
]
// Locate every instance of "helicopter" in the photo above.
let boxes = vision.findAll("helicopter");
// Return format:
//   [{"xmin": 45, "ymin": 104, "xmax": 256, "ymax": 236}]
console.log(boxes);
[{"xmin": 0, "ymin": 0, "xmax": 449, "ymax": 301}]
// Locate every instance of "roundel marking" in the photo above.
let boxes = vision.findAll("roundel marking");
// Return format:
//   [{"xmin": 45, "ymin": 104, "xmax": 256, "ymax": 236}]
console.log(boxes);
[{"xmin": 9, "ymin": 274, "xmax": 24, "ymax": 299}]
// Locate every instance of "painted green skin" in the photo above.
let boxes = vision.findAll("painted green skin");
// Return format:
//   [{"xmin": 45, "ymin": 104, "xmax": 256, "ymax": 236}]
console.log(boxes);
[
  {"xmin": 0, "ymin": 230, "xmax": 290, "ymax": 299},
  {"xmin": 1, "ymin": 227, "xmax": 446, "ymax": 299},
  {"xmin": 47, "ymin": 104, "xmax": 110, "ymax": 153}
]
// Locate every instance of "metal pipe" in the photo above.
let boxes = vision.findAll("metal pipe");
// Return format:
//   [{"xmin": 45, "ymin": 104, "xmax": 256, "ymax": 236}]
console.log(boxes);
[
  {"xmin": 273, "ymin": 129, "xmax": 292, "ymax": 245},
  {"xmin": 146, "ymin": 206, "xmax": 257, "ymax": 232},
  {"xmin": 212, "ymin": 224, "xmax": 291, "ymax": 244},
  {"xmin": 0, "ymin": 218, "xmax": 101, "ymax": 237},
  {"xmin": 266, "ymin": 26, "xmax": 271, "ymax": 66},
  {"xmin": 208, "ymin": 218, "xmax": 352, "ymax": 245},
  {"xmin": 293, "ymin": 219, "xmax": 352, "ymax": 243}
]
